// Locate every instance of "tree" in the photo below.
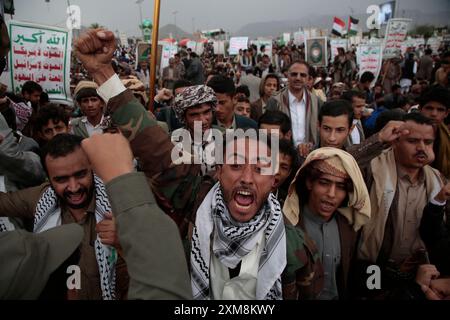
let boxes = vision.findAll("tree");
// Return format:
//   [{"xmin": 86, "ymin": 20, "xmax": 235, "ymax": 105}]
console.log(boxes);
[
  {"xmin": 89, "ymin": 23, "xmax": 103, "ymax": 29},
  {"xmin": 409, "ymin": 25, "xmax": 434, "ymax": 40}
]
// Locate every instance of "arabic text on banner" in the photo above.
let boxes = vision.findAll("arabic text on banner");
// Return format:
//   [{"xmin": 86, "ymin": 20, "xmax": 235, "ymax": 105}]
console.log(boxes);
[
  {"xmin": 228, "ymin": 37, "xmax": 248, "ymax": 55},
  {"xmin": 9, "ymin": 20, "xmax": 72, "ymax": 101},
  {"xmin": 357, "ymin": 44, "xmax": 383, "ymax": 87},
  {"xmin": 330, "ymin": 39, "xmax": 348, "ymax": 60},
  {"xmin": 383, "ymin": 18, "xmax": 411, "ymax": 59}
]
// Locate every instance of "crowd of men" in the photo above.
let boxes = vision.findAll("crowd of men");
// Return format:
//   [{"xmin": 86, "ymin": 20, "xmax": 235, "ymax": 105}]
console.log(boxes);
[{"xmin": 1, "ymin": 20, "xmax": 450, "ymax": 301}]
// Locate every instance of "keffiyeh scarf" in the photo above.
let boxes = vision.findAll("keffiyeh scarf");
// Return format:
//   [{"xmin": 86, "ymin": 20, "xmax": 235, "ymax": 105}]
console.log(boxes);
[
  {"xmin": 190, "ymin": 182, "xmax": 286, "ymax": 300},
  {"xmin": 0, "ymin": 175, "xmax": 117, "ymax": 300}
]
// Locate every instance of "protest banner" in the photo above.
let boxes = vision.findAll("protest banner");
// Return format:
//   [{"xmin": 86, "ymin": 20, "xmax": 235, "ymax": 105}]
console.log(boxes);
[
  {"xmin": 357, "ymin": 43, "xmax": 383, "ymax": 87},
  {"xmin": 8, "ymin": 20, "xmax": 72, "ymax": 101},
  {"xmin": 159, "ymin": 43, "xmax": 178, "ymax": 76},
  {"xmin": 283, "ymin": 33, "xmax": 291, "ymax": 44},
  {"xmin": 252, "ymin": 39, "xmax": 273, "ymax": 58},
  {"xmin": 293, "ymin": 31, "xmax": 305, "ymax": 46},
  {"xmin": 119, "ymin": 32, "xmax": 128, "ymax": 47},
  {"xmin": 228, "ymin": 37, "xmax": 248, "ymax": 55},
  {"xmin": 383, "ymin": 18, "xmax": 411, "ymax": 59},
  {"xmin": 136, "ymin": 41, "xmax": 163, "ymax": 75},
  {"xmin": 213, "ymin": 40, "xmax": 226, "ymax": 55},
  {"xmin": 427, "ymin": 37, "xmax": 442, "ymax": 54},
  {"xmin": 330, "ymin": 39, "xmax": 348, "ymax": 60},
  {"xmin": 305, "ymin": 37, "xmax": 327, "ymax": 67}
]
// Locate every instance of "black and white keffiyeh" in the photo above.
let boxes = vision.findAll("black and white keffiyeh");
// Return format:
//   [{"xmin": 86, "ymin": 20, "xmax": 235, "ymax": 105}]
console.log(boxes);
[
  {"xmin": 0, "ymin": 175, "xmax": 117, "ymax": 300},
  {"xmin": 190, "ymin": 182, "xmax": 286, "ymax": 300}
]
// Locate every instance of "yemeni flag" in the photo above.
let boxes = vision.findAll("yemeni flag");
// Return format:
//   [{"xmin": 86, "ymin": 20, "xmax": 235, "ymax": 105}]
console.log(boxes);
[
  {"xmin": 348, "ymin": 16, "xmax": 359, "ymax": 36},
  {"xmin": 332, "ymin": 17, "xmax": 346, "ymax": 37}
]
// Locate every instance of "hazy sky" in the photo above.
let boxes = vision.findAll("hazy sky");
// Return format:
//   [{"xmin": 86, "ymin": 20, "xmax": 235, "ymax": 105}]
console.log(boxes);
[{"xmin": 10, "ymin": 0, "xmax": 450, "ymax": 36}]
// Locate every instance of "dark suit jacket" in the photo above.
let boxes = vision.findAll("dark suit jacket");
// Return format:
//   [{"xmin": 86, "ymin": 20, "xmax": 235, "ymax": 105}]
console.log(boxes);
[{"xmin": 213, "ymin": 114, "xmax": 257, "ymax": 130}]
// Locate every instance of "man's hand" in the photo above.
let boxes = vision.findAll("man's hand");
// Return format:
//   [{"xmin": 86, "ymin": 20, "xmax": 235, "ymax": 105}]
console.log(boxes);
[
  {"xmin": 415, "ymin": 264, "xmax": 440, "ymax": 287},
  {"xmin": 74, "ymin": 29, "xmax": 116, "ymax": 85},
  {"xmin": 434, "ymin": 182, "xmax": 450, "ymax": 203},
  {"xmin": 422, "ymin": 278, "xmax": 450, "ymax": 300},
  {"xmin": 298, "ymin": 142, "xmax": 313, "ymax": 158},
  {"xmin": 378, "ymin": 120, "xmax": 409, "ymax": 144},
  {"xmin": 155, "ymin": 88, "xmax": 173, "ymax": 103},
  {"xmin": 429, "ymin": 278, "xmax": 450, "ymax": 299},
  {"xmin": 96, "ymin": 212, "xmax": 120, "ymax": 249},
  {"xmin": 81, "ymin": 133, "xmax": 134, "ymax": 183}
]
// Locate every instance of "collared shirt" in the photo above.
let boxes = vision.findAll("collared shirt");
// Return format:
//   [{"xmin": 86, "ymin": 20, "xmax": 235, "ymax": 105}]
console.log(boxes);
[
  {"xmin": 61, "ymin": 194, "xmax": 103, "ymax": 300},
  {"xmin": 389, "ymin": 166, "xmax": 427, "ymax": 264},
  {"xmin": 303, "ymin": 205, "xmax": 341, "ymax": 300},
  {"xmin": 350, "ymin": 119, "xmax": 362, "ymax": 145},
  {"xmin": 288, "ymin": 89, "xmax": 307, "ymax": 147},
  {"xmin": 81, "ymin": 115, "xmax": 104, "ymax": 137},
  {"xmin": 217, "ymin": 115, "xmax": 237, "ymax": 130}
]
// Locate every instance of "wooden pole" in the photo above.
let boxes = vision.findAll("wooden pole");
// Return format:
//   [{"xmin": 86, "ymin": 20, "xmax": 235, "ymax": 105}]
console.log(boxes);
[{"xmin": 149, "ymin": 0, "xmax": 161, "ymax": 111}]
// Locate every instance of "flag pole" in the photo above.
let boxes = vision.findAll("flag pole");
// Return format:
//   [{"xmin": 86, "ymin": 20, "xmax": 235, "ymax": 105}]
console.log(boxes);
[{"xmin": 149, "ymin": 0, "xmax": 161, "ymax": 111}]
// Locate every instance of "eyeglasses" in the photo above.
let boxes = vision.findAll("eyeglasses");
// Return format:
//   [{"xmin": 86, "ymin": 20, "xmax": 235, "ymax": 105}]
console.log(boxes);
[{"xmin": 289, "ymin": 72, "xmax": 308, "ymax": 78}]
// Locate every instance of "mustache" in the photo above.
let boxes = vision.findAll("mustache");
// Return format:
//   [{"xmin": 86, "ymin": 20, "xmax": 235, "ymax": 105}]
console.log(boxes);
[
  {"xmin": 63, "ymin": 188, "xmax": 87, "ymax": 197},
  {"xmin": 414, "ymin": 151, "xmax": 427, "ymax": 158}
]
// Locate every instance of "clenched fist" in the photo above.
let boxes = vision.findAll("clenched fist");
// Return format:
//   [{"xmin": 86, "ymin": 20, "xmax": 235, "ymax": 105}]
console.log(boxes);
[{"xmin": 74, "ymin": 29, "xmax": 116, "ymax": 85}]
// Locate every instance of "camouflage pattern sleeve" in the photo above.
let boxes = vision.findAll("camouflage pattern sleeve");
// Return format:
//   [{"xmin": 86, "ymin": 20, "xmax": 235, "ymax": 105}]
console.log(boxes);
[
  {"xmin": 282, "ymin": 224, "xmax": 324, "ymax": 300},
  {"xmin": 106, "ymin": 89, "xmax": 203, "ymax": 234}
]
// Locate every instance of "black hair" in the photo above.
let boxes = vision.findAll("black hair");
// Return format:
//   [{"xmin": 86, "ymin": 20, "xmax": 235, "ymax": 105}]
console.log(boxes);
[
  {"xmin": 258, "ymin": 110, "xmax": 292, "ymax": 135},
  {"xmin": 424, "ymin": 49, "xmax": 432, "ymax": 55},
  {"xmin": 34, "ymin": 104, "xmax": 70, "ymax": 133},
  {"xmin": 374, "ymin": 109, "xmax": 405, "ymax": 134},
  {"xmin": 21, "ymin": 81, "xmax": 43, "ymax": 95},
  {"xmin": 360, "ymin": 71, "xmax": 375, "ymax": 84},
  {"xmin": 318, "ymin": 99, "xmax": 354, "ymax": 128},
  {"xmin": 207, "ymin": 75, "xmax": 236, "ymax": 96},
  {"xmin": 419, "ymin": 85, "xmax": 450, "ymax": 110},
  {"xmin": 402, "ymin": 111, "xmax": 435, "ymax": 127},
  {"xmin": 40, "ymin": 92, "xmax": 50, "ymax": 106},
  {"xmin": 341, "ymin": 90, "xmax": 366, "ymax": 102},
  {"xmin": 40, "ymin": 133, "xmax": 83, "ymax": 172},
  {"xmin": 173, "ymin": 79, "xmax": 193, "ymax": 91},
  {"xmin": 236, "ymin": 85, "xmax": 250, "ymax": 98},
  {"xmin": 391, "ymin": 84, "xmax": 401, "ymax": 92}
]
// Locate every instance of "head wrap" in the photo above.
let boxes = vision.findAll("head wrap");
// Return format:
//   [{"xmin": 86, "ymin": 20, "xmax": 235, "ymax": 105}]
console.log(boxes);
[
  {"xmin": 283, "ymin": 147, "xmax": 371, "ymax": 231},
  {"xmin": 73, "ymin": 81, "xmax": 100, "ymax": 102},
  {"xmin": 173, "ymin": 85, "xmax": 217, "ymax": 124},
  {"xmin": 121, "ymin": 76, "xmax": 148, "ymax": 104}
]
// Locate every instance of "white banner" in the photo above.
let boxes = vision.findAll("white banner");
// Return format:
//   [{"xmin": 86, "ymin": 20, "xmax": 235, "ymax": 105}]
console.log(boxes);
[
  {"xmin": 160, "ymin": 44, "xmax": 178, "ymax": 76},
  {"xmin": 330, "ymin": 39, "xmax": 348, "ymax": 60},
  {"xmin": 213, "ymin": 40, "xmax": 226, "ymax": 55},
  {"xmin": 8, "ymin": 20, "xmax": 72, "ymax": 102},
  {"xmin": 229, "ymin": 37, "xmax": 248, "ymax": 55},
  {"xmin": 252, "ymin": 39, "xmax": 273, "ymax": 58},
  {"xmin": 357, "ymin": 44, "xmax": 383, "ymax": 87},
  {"xmin": 294, "ymin": 32, "xmax": 305, "ymax": 45},
  {"xmin": 283, "ymin": 33, "xmax": 291, "ymax": 44},
  {"xmin": 427, "ymin": 37, "xmax": 442, "ymax": 54},
  {"xmin": 383, "ymin": 18, "xmax": 411, "ymax": 59}
]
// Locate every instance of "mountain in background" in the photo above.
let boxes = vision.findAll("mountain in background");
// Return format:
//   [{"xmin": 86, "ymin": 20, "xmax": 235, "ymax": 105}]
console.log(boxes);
[
  {"xmin": 158, "ymin": 24, "xmax": 193, "ymax": 39},
  {"xmin": 233, "ymin": 9, "xmax": 450, "ymax": 38}
]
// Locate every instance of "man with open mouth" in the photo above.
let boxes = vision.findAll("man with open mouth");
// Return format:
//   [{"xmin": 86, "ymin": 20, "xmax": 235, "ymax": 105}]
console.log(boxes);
[
  {"xmin": 73, "ymin": 28, "xmax": 322, "ymax": 300},
  {"xmin": 283, "ymin": 147, "xmax": 371, "ymax": 300},
  {"xmin": 0, "ymin": 134, "xmax": 128, "ymax": 300}
]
